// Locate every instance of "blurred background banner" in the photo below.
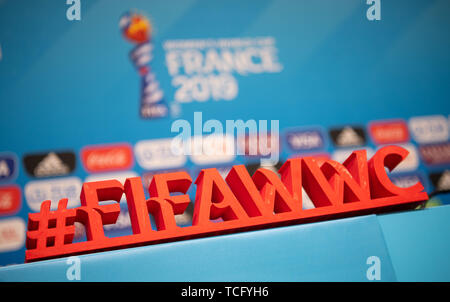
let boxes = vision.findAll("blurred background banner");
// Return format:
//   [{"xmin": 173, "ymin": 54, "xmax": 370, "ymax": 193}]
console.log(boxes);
[{"xmin": 0, "ymin": 0, "xmax": 449, "ymax": 267}]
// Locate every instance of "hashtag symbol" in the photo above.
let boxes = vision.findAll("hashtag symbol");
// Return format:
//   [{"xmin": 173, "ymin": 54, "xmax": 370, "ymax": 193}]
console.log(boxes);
[{"xmin": 26, "ymin": 199, "xmax": 77, "ymax": 251}]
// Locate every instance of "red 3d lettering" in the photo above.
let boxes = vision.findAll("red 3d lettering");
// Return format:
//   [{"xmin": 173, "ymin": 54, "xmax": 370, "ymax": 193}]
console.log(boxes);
[{"xmin": 25, "ymin": 146, "xmax": 428, "ymax": 262}]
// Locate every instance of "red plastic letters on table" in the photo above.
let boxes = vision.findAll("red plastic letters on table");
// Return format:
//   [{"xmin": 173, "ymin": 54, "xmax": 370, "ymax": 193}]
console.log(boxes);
[{"xmin": 25, "ymin": 146, "xmax": 428, "ymax": 262}]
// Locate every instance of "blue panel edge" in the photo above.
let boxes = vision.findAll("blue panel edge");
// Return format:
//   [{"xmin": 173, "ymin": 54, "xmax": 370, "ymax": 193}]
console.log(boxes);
[
  {"xmin": 0, "ymin": 214, "xmax": 396, "ymax": 282},
  {"xmin": 377, "ymin": 204, "xmax": 450, "ymax": 282}
]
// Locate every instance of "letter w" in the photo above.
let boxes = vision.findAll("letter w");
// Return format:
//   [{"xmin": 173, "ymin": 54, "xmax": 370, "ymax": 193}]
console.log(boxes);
[
  {"xmin": 302, "ymin": 150, "xmax": 371, "ymax": 207},
  {"xmin": 226, "ymin": 164, "xmax": 302, "ymax": 216}
]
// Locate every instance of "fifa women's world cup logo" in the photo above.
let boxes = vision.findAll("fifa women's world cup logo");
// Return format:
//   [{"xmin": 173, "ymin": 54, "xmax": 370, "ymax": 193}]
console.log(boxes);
[{"xmin": 119, "ymin": 11, "xmax": 169, "ymax": 119}]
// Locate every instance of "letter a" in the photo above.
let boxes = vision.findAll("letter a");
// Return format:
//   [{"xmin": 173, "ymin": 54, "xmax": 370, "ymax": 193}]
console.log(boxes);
[
  {"xmin": 66, "ymin": 256, "xmax": 81, "ymax": 280},
  {"xmin": 367, "ymin": 0, "xmax": 381, "ymax": 21},
  {"xmin": 366, "ymin": 256, "xmax": 381, "ymax": 280},
  {"xmin": 192, "ymin": 168, "xmax": 248, "ymax": 226},
  {"xmin": 66, "ymin": 0, "xmax": 81, "ymax": 21}
]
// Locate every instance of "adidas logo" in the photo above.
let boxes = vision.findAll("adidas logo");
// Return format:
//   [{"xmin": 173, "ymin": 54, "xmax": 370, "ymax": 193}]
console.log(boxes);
[
  {"xmin": 34, "ymin": 153, "xmax": 69, "ymax": 177},
  {"xmin": 330, "ymin": 126, "xmax": 366, "ymax": 147},
  {"xmin": 286, "ymin": 129, "xmax": 324, "ymax": 151},
  {"xmin": 336, "ymin": 127, "xmax": 363, "ymax": 146},
  {"xmin": 24, "ymin": 151, "xmax": 76, "ymax": 178}
]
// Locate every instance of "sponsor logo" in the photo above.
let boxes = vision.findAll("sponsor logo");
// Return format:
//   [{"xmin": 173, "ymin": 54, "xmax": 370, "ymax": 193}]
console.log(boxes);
[
  {"xmin": 85, "ymin": 171, "xmax": 139, "ymax": 202},
  {"xmin": 285, "ymin": 128, "xmax": 325, "ymax": 151},
  {"xmin": 23, "ymin": 151, "xmax": 76, "ymax": 178},
  {"xmin": 409, "ymin": 115, "xmax": 449, "ymax": 144},
  {"xmin": 81, "ymin": 143, "xmax": 133, "ymax": 173},
  {"xmin": 135, "ymin": 138, "xmax": 187, "ymax": 170},
  {"xmin": 0, "ymin": 185, "xmax": 21, "ymax": 216},
  {"xmin": 0, "ymin": 217, "xmax": 26, "ymax": 252},
  {"xmin": 25, "ymin": 177, "xmax": 82, "ymax": 212},
  {"xmin": 0, "ymin": 153, "xmax": 18, "ymax": 182},
  {"xmin": 390, "ymin": 173, "xmax": 426, "ymax": 190},
  {"xmin": 419, "ymin": 142, "xmax": 450, "ymax": 166},
  {"xmin": 429, "ymin": 170, "xmax": 450, "ymax": 192},
  {"xmin": 368, "ymin": 120, "xmax": 409, "ymax": 145},
  {"xmin": 329, "ymin": 126, "xmax": 366, "ymax": 148}
]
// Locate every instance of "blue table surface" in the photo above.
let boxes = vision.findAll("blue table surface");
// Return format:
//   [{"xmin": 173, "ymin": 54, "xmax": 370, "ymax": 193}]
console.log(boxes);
[{"xmin": 0, "ymin": 205, "xmax": 449, "ymax": 282}]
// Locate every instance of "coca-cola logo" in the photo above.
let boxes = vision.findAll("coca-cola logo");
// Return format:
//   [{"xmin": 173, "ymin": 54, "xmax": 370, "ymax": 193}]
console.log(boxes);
[
  {"xmin": 0, "ymin": 185, "xmax": 21, "ymax": 216},
  {"xmin": 87, "ymin": 150, "xmax": 127, "ymax": 167},
  {"xmin": 81, "ymin": 144, "xmax": 133, "ymax": 173},
  {"xmin": 368, "ymin": 120, "xmax": 409, "ymax": 145}
]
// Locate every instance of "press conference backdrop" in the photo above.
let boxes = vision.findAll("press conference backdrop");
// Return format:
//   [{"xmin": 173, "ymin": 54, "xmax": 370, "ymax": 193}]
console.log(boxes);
[{"xmin": 0, "ymin": 0, "xmax": 449, "ymax": 268}]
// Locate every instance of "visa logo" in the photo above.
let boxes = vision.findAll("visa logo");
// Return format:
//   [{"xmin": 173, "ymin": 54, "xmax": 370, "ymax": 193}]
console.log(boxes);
[{"xmin": 285, "ymin": 129, "xmax": 325, "ymax": 151}]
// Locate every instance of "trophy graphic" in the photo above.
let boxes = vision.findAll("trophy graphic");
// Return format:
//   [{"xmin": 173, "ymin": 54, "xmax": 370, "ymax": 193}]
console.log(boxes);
[{"xmin": 119, "ymin": 11, "xmax": 169, "ymax": 119}]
